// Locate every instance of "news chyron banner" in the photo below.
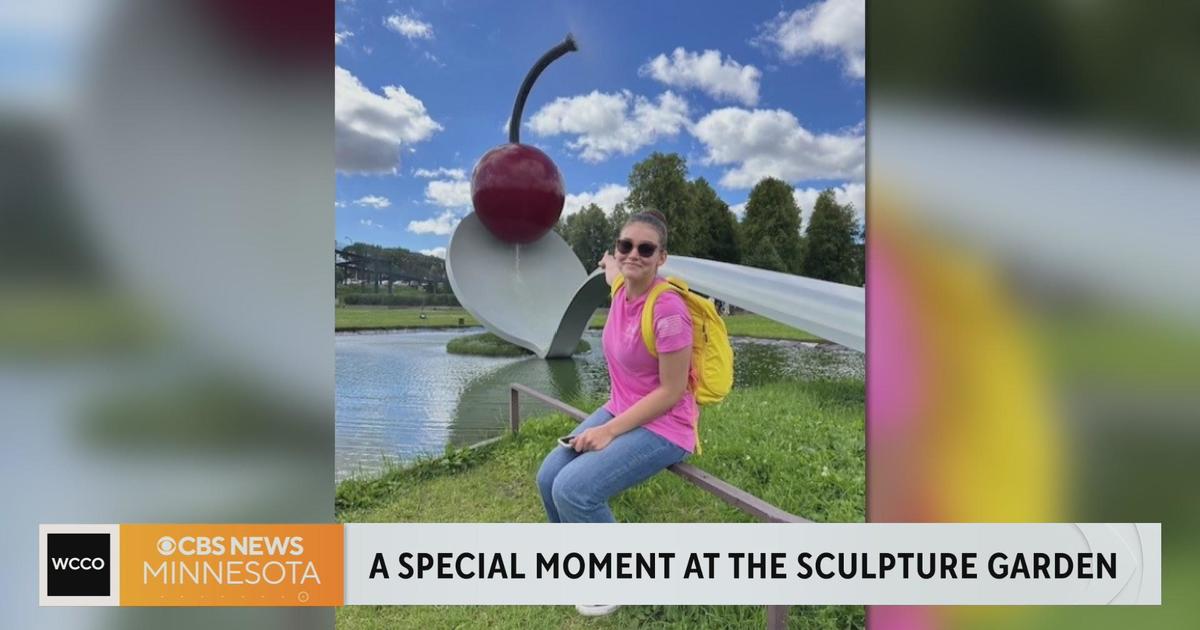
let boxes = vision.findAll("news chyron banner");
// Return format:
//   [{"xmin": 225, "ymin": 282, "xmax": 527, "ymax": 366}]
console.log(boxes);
[
  {"xmin": 40, "ymin": 523, "xmax": 1161, "ymax": 606},
  {"xmin": 39, "ymin": 524, "xmax": 344, "ymax": 607}
]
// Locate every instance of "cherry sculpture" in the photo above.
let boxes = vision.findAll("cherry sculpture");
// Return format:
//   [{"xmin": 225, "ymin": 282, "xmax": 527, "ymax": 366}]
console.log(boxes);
[{"xmin": 470, "ymin": 35, "xmax": 577, "ymax": 244}]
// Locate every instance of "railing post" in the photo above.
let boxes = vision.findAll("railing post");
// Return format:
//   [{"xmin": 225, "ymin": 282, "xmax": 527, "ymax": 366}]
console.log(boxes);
[
  {"xmin": 766, "ymin": 605, "xmax": 788, "ymax": 630},
  {"xmin": 509, "ymin": 386, "xmax": 520, "ymax": 434}
]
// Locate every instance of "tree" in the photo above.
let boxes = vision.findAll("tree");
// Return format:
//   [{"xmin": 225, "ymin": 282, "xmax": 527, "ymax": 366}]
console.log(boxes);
[
  {"xmin": 800, "ymin": 190, "xmax": 860, "ymax": 284},
  {"xmin": 688, "ymin": 177, "xmax": 741, "ymax": 263},
  {"xmin": 608, "ymin": 202, "xmax": 630, "ymax": 242},
  {"xmin": 741, "ymin": 239, "xmax": 786, "ymax": 273},
  {"xmin": 739, "ymin": 177, "xmax": 803, "ymax": 273},
  {"xmin": 625, "ymin": 152, "xmax": 697, "ymax": 255},
  {"xmin": 561, "ymin": 204, "xmax": 612, "ymax": 268}
]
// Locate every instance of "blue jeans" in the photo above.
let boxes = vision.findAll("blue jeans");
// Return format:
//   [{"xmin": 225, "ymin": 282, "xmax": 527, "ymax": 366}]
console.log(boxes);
[{"xmin": 536, "ymin": 407, "xmax": 688, "ymax": 523}]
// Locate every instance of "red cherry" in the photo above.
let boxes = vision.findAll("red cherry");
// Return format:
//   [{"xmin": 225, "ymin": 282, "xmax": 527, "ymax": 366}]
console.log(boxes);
[
  {"xmin": 470, "ymin": 35, "xmax": 576, "ymax": 245},
  {"xmin": 471, "ymin": 144, "xmax": 565, "ymax": 244}
]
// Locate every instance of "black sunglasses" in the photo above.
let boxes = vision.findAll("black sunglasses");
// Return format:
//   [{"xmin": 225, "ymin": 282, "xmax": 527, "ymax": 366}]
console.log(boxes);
[{"xmin": 616, "ymin": 238, "xmax": 660, "ymax": 257}]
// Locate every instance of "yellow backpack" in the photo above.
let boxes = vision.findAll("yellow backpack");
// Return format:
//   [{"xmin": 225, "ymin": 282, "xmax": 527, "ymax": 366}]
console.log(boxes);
[{"xmin": 610, "ymin": 275, "xmax": 734, "ymax": 454}]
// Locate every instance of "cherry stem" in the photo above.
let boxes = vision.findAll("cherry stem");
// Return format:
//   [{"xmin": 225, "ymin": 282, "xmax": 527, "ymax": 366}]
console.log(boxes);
[{"xmin": 509, "ymin": 34, "xmax": 577, "ymax": 144}]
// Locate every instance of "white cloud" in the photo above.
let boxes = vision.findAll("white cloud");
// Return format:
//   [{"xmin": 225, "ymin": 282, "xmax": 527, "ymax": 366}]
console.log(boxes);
[
  {"xmin": 563, "ymin": 184, "xmax": 630, "ymax": 217},
  {"xmin": 408, "ymin": 210, "xmax": 461, "ymax": 235},
  {"xmin": 730, "ymin": 202, "xmax": 747, "ymax": 219},
  {"xmin": 793, "ymin": 181, "xmax": 866, "ymax": 225},
  {"xmin": 334, "ymin": 201, "xmax": 347, "ymax": 208},
  {"xmin": 419, "ymin": 246, "xmax": 447, "ymax": 259},
  {"xmin": 414, "ymin": 167, "xmax": 465, "ymax": 180},
  {"xmin": 425, "ymin": 179, "xmax": 472, "ymax": 208},
  {"xmin": 352, "ymin": 194, "xmax": 391, "ymax": 209},
  {"xmin": 528, "ymin": 90, "xmax": 690, "ymax": 162},
  {"xmin": 758, "ymin": 0, "xmax": 865, "ymax": 79},
  {"xmin": 334, "ymin": 30, "xmax": 353, "ymax": 47},
  {"xmin": 385, "ymin": 14, "xmax": 433, "ymax": 40},
  {"xmin": 335, "ymin": 66, "xmax": 441, "ymax": 174},
  {"xmin": 691, "ymin": 107, "xmax": 864, "ymax": 188},
  {"xmin": 639, "ymin": 48, "xmax": 760, "ymax": 106},
  {"xmin": 359, "ymin": 218, "xmax": 384, "ymax": 229}
]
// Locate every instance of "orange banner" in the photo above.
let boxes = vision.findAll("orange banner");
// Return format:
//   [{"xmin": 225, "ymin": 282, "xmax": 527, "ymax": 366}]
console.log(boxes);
[{"xmin": 119, "ymin": 524, "xmax": 343, "ymax": 606}]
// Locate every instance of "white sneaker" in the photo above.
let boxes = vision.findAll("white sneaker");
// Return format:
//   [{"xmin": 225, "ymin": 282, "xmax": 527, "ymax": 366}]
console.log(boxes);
[{"xmin": 575, "ymin": 604, "xmax": 620, "ymax": 617}]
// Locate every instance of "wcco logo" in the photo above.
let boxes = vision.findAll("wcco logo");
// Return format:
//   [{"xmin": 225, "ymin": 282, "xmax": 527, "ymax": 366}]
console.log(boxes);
[
  {"xmin": 47, "ymin": 533, "xmax": 110, "ymax": 596},
  {"xmin": 50, "ymin": 555, "xmax": 107, "ymax": 571},
  {"xmin": 40, "ymin": 525, "xmax": 119, "ymax": 605}
]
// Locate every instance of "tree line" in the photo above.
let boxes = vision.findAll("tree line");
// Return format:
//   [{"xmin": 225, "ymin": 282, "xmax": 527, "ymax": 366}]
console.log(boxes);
[
  {"xmin": 338, "ymin": 152, "xmax": 864, "ymax": 290},
  {"xmin": 554, "ymin": 152, "xmax": 864, "ymax": 286}
]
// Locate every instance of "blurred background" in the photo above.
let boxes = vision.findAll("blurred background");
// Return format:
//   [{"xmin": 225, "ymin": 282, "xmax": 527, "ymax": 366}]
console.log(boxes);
[
  {"xmin": 0, "ymin": 1, "xmax": 332, "ymax": 628},
  {"xmin": 867, "ymin": 0, "xmax": 1198, "ymax": 628}
]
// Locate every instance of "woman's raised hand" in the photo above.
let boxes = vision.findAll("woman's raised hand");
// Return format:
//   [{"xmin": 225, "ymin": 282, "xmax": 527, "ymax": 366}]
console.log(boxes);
[{"xmin": 597, "ymin": 250, "xmax": 618, "ymax": 286}]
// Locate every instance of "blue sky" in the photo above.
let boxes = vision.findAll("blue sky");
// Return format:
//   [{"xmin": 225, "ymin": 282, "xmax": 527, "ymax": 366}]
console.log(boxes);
[{"xmin": 335, "ymin": 0, "xmax": 865, "ymax": 256}]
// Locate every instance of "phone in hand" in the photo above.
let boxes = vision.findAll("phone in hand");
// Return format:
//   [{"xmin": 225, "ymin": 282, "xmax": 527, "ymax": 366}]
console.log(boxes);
[{"xmin": 557, "ymin": 435, "xmax": 576, "ymax": 449}]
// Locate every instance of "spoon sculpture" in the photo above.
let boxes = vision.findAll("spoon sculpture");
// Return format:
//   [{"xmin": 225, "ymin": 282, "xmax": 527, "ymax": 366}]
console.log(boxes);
[{"xmin": 447, "ymin": 212, "xmax": 608, "ymax": 358}]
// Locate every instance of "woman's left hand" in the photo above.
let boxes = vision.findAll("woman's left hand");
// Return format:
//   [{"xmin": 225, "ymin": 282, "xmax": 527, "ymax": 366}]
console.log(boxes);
[{"xmin": 573, "ymin": 426, "xmax": 614, "ymax": 452}]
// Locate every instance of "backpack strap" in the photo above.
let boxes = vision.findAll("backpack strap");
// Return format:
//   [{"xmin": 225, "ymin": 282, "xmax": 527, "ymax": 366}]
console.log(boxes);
[
  {"xmin": 609, "ymin": 272, "xmax": 625, "ymax": 298},
  {"xmin": 640, "ymin": 282, "xmax": 675, "ymax": 358},
  {"xmin": 639, "ymin": 277, "xmax": 689, "ymax": 357},
  {"xmin": 648, "ymin": 277, "xmax": 704, "ymax": 456},
  {"xmin": 664, "ymin": 276, "xmax": 689, "ymax": 293},
  {"xmin": 613, "ymin": 275, "xmax": 690, "ymax": 356}
]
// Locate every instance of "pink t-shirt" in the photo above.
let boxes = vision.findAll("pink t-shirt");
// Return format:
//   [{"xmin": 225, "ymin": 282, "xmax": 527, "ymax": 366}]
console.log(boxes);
[{"xmin": 602, "ymin": 278, "xmax": 699, "ymax": 453}]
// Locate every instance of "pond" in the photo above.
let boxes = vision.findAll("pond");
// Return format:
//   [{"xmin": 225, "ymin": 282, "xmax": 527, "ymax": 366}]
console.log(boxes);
[{"xmin": 335, "ymin": 329, "xmax": 863, "ymax": 481}]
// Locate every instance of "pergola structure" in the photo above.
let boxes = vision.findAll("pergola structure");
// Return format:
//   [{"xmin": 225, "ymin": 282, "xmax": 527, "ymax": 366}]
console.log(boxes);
[{"xmin": 335, "ymin": 248, "xmax": 447, "ymax": 293}]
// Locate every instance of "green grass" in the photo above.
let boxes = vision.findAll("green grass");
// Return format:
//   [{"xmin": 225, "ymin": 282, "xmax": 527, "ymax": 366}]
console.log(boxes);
[
  {"xmin": 723, "ymin": 313, "xmax": 823, "ymax": 342},
  {"xmin": 446, "ymin": 332, "xmax": 590, "ymax": 357},
  {"xmin": 336, "ymin": 306, "xmax": 478, "ymax": 331},
  {"xmin": 336, "ymin": 379, "xmax": 864, "ymax": 629},
  {"xmin": 587, "ymin": 310, "xmax": 823, "ymax": 342},
  {"xmin": 339, "ymin": 306, "xmax": 821, "ymax": 342}
]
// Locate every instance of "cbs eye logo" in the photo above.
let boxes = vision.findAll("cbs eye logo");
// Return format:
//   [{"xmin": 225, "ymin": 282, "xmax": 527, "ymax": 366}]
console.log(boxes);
[{"xmin": 46, "ymin": 533, "xmax": 111, "ymax": 597}]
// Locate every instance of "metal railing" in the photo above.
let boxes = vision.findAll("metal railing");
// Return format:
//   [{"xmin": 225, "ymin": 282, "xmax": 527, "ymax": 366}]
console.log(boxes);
[{"xmin": 508, "ymin": 382, "xmax": 809, "ymax": 630}]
